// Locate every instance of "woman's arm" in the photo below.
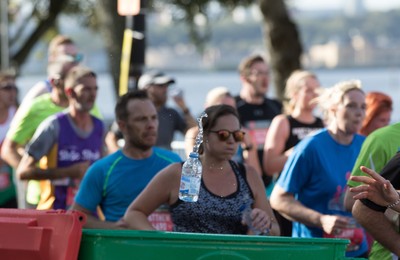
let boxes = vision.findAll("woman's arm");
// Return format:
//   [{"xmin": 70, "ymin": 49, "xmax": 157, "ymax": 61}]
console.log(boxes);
[
  {"xmin": 263, "ymin": 115, "xmax": 290, "ymax": 176},
  {"xmin": 245, "ymin": 164, "xmax": 280, "ymax": 236},
  {"xmin": 270, "ymin": 185, "xmax": 350, "ymax": 234},
  {"xmin": 352, "ymin": 200, "xmax": 400, "ymax": 256},
  {"xmin": 123, "ymin": 163, "xmax": 181, "ymax": 230}
]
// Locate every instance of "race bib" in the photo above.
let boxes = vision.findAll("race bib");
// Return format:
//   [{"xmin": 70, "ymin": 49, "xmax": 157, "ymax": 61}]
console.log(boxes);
[
  {"xmin": 0, "ymin": 172, "xmax": 10, "ymax": 191},
  {"xmin": 0, "ymin": 164, "xmax": 12, "ymax": 191},
  {"xmin": 148, "ymin": 205, "xmax": 173, "ymax": 231},
  {"xmin": 324, "ymin": 227, "xmax": 364, "ymax": 252},
  {"xmin": 245, "ymin": 120, "xmax": 272, "ymax": 149}
]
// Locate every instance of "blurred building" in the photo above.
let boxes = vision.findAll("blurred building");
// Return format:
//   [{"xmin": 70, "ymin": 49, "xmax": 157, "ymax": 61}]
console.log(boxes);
[
  {"xmin": 344, "ymin": 0, "xmax": 367, "ymax": 17},
  {"xmin": 306, "ymin": 35, "xmax": 400, "ymax": 68}
]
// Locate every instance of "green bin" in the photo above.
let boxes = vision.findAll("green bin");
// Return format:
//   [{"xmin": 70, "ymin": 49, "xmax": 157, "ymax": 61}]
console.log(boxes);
[{"xmin": 78, "ymin": 229, "xmax": 359, "ymax": 260}]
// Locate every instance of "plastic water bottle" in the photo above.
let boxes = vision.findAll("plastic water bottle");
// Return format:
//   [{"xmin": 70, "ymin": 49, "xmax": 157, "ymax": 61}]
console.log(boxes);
[
  {"xmin": 240, "ymin": 203, "xmax": 269, "ymax": 235},
  {"xmin": 179, "ymin": 112, "xmax": 207, "ymax": 202},
  {"xmin": 179, "ymin": 152, "xmax": 203, "ymax": 202}
]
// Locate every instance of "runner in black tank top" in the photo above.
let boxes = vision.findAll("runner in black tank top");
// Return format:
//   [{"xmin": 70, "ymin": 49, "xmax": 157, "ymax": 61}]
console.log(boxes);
[{"xmin": 263, "ymin": 70, "xmax": 324, "ymax": 237}]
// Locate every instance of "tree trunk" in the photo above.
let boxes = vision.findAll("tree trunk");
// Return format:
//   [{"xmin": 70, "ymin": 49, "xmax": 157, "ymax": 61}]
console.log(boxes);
[
  {"xmin": 259, "ymin": 0, "xmax": 302, "ymax": 101},
  {"xmin": 10, "ymin": 0, "xmax": 68, "ymax": 70},
  {"xmin": 95, "ymin": 0, "xmax": 125, "ymax": 96}
]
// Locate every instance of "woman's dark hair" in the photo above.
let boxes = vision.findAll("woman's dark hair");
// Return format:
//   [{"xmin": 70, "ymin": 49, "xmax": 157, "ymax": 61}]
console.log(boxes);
[
  {"xmin": 202, "ymin": 104, "xmax": 240, "ymax": 132},
  {"xmin": 197, "ymin": 104, "xmax": 240, "ymax": 154}
]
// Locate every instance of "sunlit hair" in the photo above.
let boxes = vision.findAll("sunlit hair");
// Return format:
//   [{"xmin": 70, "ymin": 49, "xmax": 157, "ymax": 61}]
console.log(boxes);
[
  {"xmin": 283, "ymin": 70, "xmax": 318, "ymax": 114},
  {"xmin": 360, "ymin": 92, "xmax": 392, "ymax": 136},
  {"xmin": 204, "ymin": 86, "xmax": 233, "ymax": 107},
  {"xmin": 313, "ymin": 80, "xmax": 364, "ymax": 124},
  {"xmin": 198, "ymin": 104, "xmax": 239, "ymax": 154},
  {"xmin": 64, "ymin": 65, "xmax": 96, "ymax": 91},
  {"xmin": 48, "ymin": 35, "xmax": 75, "ymax": 57},
  {"xmin": 238, "ymin": 54, "xmax": 266, "ymax": 76},
  {"xmin": 115, "ymin": 90, "xmax": 149, "ymax": 121},
  {"xmin": 47, "ymin": 59, "xmax": 74, "ymax": 79}
]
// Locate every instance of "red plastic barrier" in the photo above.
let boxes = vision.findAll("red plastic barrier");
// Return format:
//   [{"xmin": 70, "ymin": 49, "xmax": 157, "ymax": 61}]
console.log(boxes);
[{"xmin": 0, "ymin": 209, "xmax": 86, "ymax": 260}]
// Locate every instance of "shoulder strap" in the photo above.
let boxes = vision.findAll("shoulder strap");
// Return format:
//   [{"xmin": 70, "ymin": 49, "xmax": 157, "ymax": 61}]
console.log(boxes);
[{"xmin": 235, "ymin": 161, "xmax": 246, "ymax": 178}]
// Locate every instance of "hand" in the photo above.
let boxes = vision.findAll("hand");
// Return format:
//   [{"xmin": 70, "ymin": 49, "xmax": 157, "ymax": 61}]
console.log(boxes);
[
  {"xmin": 350, "ymin": 166, "xmax": 399, "ymax": 207},
  {"xmin": 172, "ymin": 95, "xmax": 186, "ymax": 109},
  {"xmin": 244, "ymin": 208, "xmax": 274, "ymax": 234},
  {"xmin": 320, "ymin": 214, "xmax": 350, "ymax": 235},
  {"xmin": 115, "ymin": 218, "xmax": 129, "ymax": 229}
]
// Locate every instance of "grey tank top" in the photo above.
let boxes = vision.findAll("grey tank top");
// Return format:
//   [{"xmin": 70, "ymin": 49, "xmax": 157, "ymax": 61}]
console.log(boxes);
[{"xmin": 170, "ymin": 160, "xmax": 254, "ymax": 234}]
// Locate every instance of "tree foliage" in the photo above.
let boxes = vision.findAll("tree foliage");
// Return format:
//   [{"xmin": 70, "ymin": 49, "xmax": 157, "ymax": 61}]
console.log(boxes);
[
  {"xmin": 3, "ymin": 0, "xmax": 301, "ymax": 99},
  {"xmin": 159, "ymin": 0, "xmax": 253, "ymax": 53},
  {"xmin": 8, "ymin": 0, "xmax": 69, "ymax": 68}
]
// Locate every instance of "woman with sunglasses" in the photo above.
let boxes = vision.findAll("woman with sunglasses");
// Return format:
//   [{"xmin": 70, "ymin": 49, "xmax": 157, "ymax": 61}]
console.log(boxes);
[
  {"xmin": 270, "ymin": 80, "xmax": 368, "ymax": 258},
  {"xmin": 122, "ymin": 104, "xmax": 280, "ymax": 235},
  {"xmin": 184, "ymin": 86, "xmax": 261, "ymax": 176}
]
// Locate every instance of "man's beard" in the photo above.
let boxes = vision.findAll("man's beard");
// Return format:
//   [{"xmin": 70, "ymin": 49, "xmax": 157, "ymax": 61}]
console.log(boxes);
[
  {"xmin": 127, "ymin": 137, "xmax": 152, "ymax": 151},
  {"xmin": 254, "ymin": 91, "xmax": 265, "ymax": 98},
  {"xmin": 125, "ymin": 126, "xmax": 154, "ymax": 151}
]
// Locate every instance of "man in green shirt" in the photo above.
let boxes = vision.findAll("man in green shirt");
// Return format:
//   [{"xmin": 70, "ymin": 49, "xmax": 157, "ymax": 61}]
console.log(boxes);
[{"xmin": 344, "ymin": 123, "xmax": 400, "ymax": 260}]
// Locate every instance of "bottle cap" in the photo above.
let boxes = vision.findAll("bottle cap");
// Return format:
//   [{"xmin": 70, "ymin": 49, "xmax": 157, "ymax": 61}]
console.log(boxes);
[{"xmin": 189, "ymin": 152, "xmax": 199, "ymax": 158}]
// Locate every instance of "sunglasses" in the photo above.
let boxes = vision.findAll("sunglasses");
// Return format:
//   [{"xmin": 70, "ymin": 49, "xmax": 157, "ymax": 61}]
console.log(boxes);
[
  {"xmin": 72, "ymin": 53, "xmax": 84, "ymax": 63},
  {"xmin": 58, "ymin": 53, "xmax": 84, "ymax": 63},
  {"xmin": 209, "ymin": 130, "xmax": 245, "ymax": 142}
]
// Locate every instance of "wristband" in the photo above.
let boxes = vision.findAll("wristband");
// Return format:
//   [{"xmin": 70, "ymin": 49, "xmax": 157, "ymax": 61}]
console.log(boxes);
[
  {"xmin": 387, "ymin": 196, "xmax": 400, "ymax": 209},
  {"xmin": 360, "ymin": 198, "xmax": 386, "ymax": 213}
]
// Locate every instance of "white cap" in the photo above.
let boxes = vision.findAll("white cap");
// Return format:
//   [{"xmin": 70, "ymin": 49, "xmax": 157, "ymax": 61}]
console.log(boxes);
[{"xmin": 138, "ymin": 71, "xmax": 175, "ymax": 90}]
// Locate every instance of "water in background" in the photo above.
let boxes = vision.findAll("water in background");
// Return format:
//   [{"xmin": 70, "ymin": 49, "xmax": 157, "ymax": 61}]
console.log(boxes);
[
  {"xmin": 17, "ymin": 67, "xmax": 400, "ymax": 129},
  {"xmin": 170, "ymin": 67, "xmax": 400, "ymax": 122}
]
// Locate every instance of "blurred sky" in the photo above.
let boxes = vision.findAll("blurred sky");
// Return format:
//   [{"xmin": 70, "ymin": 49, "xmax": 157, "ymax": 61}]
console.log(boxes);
[{"xmin": 293, "ymin": 0, "xmax": 400, "ymax": 11}]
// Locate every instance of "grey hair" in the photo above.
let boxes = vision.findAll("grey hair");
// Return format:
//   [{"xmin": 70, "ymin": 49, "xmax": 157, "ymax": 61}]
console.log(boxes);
[
  {"xmin": 205, "ymin": 86, "xmax": 232, "ymax": 107},
  {"xmin": 313, "ymin": 80, "xmax": 363, "ymax": 123}
]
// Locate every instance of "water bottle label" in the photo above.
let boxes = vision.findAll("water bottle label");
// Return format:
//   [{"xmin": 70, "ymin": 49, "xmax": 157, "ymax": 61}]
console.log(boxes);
[
  {"xmin": 180, "ymin": 175, "xmax": 200, "ymax": 195},
  {"xmin": 179, "ymin": 175, "xmax": 191, "ymax": 195}
]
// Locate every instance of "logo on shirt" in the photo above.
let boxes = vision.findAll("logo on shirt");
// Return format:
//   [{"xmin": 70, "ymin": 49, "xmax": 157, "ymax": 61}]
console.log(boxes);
[{"xmin": 59, "ymin": 149, "xmax": 100, "ymax": 162}]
